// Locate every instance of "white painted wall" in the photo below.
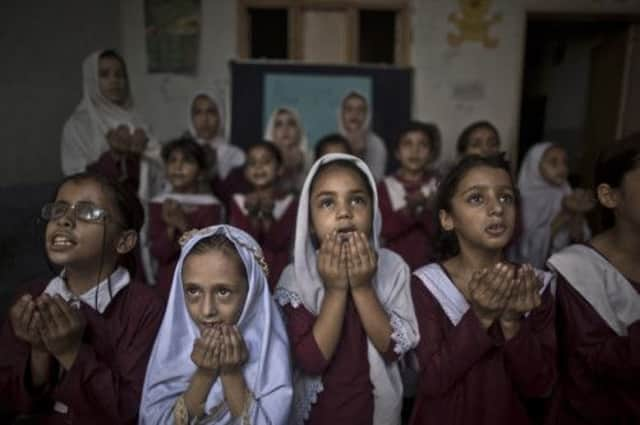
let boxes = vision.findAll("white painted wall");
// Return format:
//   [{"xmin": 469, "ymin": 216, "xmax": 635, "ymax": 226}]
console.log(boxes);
[{"xmin": 120, "ymin": 0, "xmax": 236, "ymax": 146}]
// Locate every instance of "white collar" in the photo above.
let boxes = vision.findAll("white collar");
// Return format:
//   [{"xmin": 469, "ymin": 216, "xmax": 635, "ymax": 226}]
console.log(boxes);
[{"xmin": 44, "ymin": 266, "xmax": 131, "ymax": 314}]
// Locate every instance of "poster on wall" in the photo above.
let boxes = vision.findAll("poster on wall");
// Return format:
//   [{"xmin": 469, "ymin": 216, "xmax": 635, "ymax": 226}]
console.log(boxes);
[
  {"xmin": 145, "ymin": 0, "xmax": 201, "ymax": 73},
  {"xmin": 263, "ymin": 74, "xmax": 372, "ymax": 147}
]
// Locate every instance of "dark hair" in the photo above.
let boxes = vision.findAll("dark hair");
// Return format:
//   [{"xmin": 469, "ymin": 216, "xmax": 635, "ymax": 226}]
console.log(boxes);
[
  {"xmin": 314, "ymin": 133, "xmax": 352, "ymax": 160},
  {"xmin": 98, "ymin": 49, "xmax": 130, "ymax": 97},
  {"xmin": 162, "ymin": 136, "xmax": 208, "ymax": 170},
  {"xmin": 593, "ymin": 132, "xmax": 640, "ymax": 229},
  {"xmin": 343, "ymin": 91, "xmax": 367, "ymax": 106},
  {"xmin": 434, "ymin": 154, "xmax": 517, "ymax": 260},
  {"xmin": 245, "ymin": 140, "xmax": 283, "ymax": 166},
  {"xmin": 186, "ymin": 233, "xmax": 246, "ymax": 279},
  {"xmin": 310, "ymin": 159, "xmax": 374, "ymax": 201},
  {"xmin": 395, "ymin": 121, "xmax": 442, "ymax": 163},
  {"xmin": 456, "ymin": 121, "xmax": 501, "ymax": 156}
]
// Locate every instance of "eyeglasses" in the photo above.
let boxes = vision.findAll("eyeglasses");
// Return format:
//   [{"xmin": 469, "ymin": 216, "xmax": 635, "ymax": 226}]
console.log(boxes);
[{"xmin": 41, "ymin": 201, "xmax": 110, "ymax": 224}]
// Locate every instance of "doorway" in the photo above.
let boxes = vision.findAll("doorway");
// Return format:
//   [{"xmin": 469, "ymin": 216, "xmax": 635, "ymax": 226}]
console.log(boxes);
[{"xmin": 518, "ymin": 17, "xmax": 636, "ymax": 187}]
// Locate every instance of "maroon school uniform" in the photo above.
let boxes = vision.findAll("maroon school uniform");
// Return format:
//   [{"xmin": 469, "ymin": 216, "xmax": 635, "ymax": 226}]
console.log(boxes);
[
  {"xmin": 282, "ymin": 297, "xmax": 399, "ymax": 425},
  {"xmin": 378, "ymin": 174, "xmax": 437, "ymax": 271},
  {"xmin": 149, "ymin": 195, "xmax": 224, "ymax": 300},
  {"xmin": 410, "ymin": 264, "xmax": 557, "ymax": 425},
  {"xmin": 229, "ymin": 193, "xmax": 296, "ymax": 290},
  {"xmin": 546, "ymin": 275, "xmax": 640, "ymax": 424},
  {"xmin": 87, "ymin": 151, "xmax": 140, "ymax": 194},
  {"xmin": 0, "ymin": 276, "xmax": 163, "ymax": 424},
  {"xmin": 211, "ymin": 166, "xmax": 250, "ymax": 206}
]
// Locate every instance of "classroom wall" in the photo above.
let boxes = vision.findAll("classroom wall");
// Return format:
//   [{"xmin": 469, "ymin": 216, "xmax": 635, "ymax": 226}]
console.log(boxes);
[
  {"xmin": 0, "ymin": 0, "xmax": 121, "ymax": 186},
  {"xmin": 118, "ymin": 0, "xmax": 640, "ymax": 167}
]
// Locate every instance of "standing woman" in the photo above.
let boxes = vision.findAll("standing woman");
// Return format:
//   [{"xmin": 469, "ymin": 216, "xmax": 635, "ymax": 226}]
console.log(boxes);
[
  {"xmin": 264, "ymin": 106, "xmax": 312, "ymax": 193},
  {"xmin": 338, "ymin": 91, "xmax": 388, "ymax": 181},
  {"xmin": 61, "ymin": 49, "xmax": 163, "ymax": 203}
]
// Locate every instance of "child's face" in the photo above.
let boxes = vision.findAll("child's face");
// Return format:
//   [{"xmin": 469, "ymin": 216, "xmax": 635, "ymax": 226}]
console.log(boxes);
[
  {"xmin": 464, "ymin": 127, "xmax": 499, "ymax": 157},
  {"xmin": 191, "ymin": 95, "xmax": 220, "ymax": 140},
  {"xmin": 98, "ymin": 56, "xmax": 127, "ymax": 106},
  {"xmin": 45, "ymin": 180, "xmax": 123, "ymax": 270},
  {"xmin": 395, "ymin": 130, "xmax": 432, "ymax": 173},
  {"xmin": 539, "ymin": 146, "xmax": 569, "ymax": 186},
  {"xmin": 245, "ymin": 146, "xmax": 280, "ymax": 189},
  {"xmin": 272, "ymin": 111, "xmax": 301, "ymax": 148},
  {"xmin": 310, "ymin": 165, "xmax": 373, "ymax": 242},
  {"xmin": 167, "ymin": 150, "xmax": 201, "ymax": 193},
  {"xmin": 440, "ymin": 166, "xmax": 516, "ymax": 253},
  {"xmin": 341, "ymin": 96, "xmax": 367, "ymax": 133},
  {"xmin": 182, "ymin": 249, "xmax": 248, "ymax": 331}
]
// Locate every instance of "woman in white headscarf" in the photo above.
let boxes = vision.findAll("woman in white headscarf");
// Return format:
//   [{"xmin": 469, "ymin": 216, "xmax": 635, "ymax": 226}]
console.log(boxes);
[
  {"xmin": 338, "ymin": 91, "xmax": 388, "ymax": 181},
  {"xmin": 264, "ymin": 106, "xmax": 312, "ymax": 193},
  {"xmin": 139, "ymin": 225, "xmax": 293, "ymax": 424},
  {"xmin": 187, "ymin": 90, "xmax": 245, "ymax": 181},
  {"xmin": 61, "ymin": 49, "xmax": 163, "ymax": 203},
  {"xmin": 274, "ymin": 153, "xmax": 419, "ymax": 425},
  {"xmin": 515, "ymin": 142, "xmax": 594, "ymax": 268}
]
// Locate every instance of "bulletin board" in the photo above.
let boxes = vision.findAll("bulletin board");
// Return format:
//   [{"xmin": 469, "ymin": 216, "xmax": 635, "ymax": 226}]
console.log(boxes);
[{"xmin": 230, "ymin": 60, "xmax": 413, "ymax": 171}]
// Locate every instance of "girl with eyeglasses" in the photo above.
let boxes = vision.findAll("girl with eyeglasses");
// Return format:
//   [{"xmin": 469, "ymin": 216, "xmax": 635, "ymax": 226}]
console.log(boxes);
[{"xmin": 0, "ymin": 172, "xmax": 164, "ymax": 424}]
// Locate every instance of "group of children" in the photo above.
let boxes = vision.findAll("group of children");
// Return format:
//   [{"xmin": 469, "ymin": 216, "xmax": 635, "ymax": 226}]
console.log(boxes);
[{"xmin": 0, "ymin": 48, "xmax": 637, "ymax": 425}]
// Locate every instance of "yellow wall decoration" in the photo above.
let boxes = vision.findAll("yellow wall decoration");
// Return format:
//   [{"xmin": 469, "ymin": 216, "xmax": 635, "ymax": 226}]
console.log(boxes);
[{"xmin": 448, "ymin": 0, "xmax": 502, "ymax": 48}]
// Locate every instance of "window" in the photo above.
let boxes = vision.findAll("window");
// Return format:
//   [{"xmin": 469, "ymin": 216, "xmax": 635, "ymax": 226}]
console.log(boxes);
[
  {"xmin": 359, "ymin": 10, "xmax": 396, "ymax": 64},
  {"xmin": 248, "ymin": 8, "xmax": 288, "ymax": 59}
]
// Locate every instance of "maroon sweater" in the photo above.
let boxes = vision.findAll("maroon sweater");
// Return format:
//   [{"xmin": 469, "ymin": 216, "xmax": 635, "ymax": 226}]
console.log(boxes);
[
  {"xmin": 283, "ymin": 296, "xmax": 399, "ymax": 425},
  {"xmin": 149, "ymin": 201, "xmax": 224, "ymax": 300},
  {"xmin": 546, "ymin": 274, "xmax": 640, "ymax": 425},
  {"xmin": 377, "ymin": 175, "xmax": 437, "ymax": 271},
  {"xmin": 229, "ymin": 194, "xmax": 296, "ymax": 290},
  {"xmin": 0, "ymin": 279, "xmax": 163, "ymax": 424},
  {"xmin": 410, "ymin": 274, "xmax": 557, "ymax": 425}
]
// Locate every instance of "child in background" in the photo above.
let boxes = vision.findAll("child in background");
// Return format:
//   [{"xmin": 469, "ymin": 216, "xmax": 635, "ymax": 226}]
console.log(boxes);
[
  {"xmin": 275, "ymin": 153, "xmax": 419, "ymax": 425},
  {"xmin": 139, "ymin": 225, "xmax": 293, "ymax": 424},
  {"xmin": 378, "ymin": 121, "xmax": 441, "ymax": 271},
  {"xmin": 456, "ymin": 120, "xmax": 501, "ymax": 158},
  {"xmin": 149, "ymin": 137, "xmax": 224, "ymax": 300},
  {"xmin": 62, "ymin": 49, "xmax": 163, "ymax": 200},
  {"xmin": 264, "ymin": 106, "xmax": 312, "ymax": 193},
  {"xmin": 338, "ymin": 91, "xmax": 387, "ymax": 181},
  {"xmin": 229, "ymin": 142, "xmax": 296, "ymax": 290},
  {"xmin": 314, "ymin": 133, "xmax": 352, "ymax": 160},
  {"xmin": 0, "ymin": 172, "xmax": 163, "ymax": 424},
  {"xmin": 410, "ymin": 155, "xmax": 556, "ymax": 425},
  {"xmin": 545, "ymin": 134, "xmax": 640, "ymax": 424},
  {"xmin": 516, "ymin": 142, "xmax": 595, "ymax": 268},
  {"xmin": 187, "ymin": 91, "xmax": 247, "ymax": 203}
]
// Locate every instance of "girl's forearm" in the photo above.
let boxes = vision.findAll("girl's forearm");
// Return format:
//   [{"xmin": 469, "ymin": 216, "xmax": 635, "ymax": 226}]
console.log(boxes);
[
  {"xmin": 30, "ymin": 348, "xmax": 54, "ymax": 392},
  {"xmin": 351, "ymin": 287, "xmax": 393, "ymax": 353},
  {"xmin": 221, "ymin": 370, "xmax": 251, "ymax": 418},
  {"xmin": 182, "ymin": 368, "xmax": 218, "ymax": 418},
  {"xmin": 312, "ymin": 288, "xmax": 348, "ymax": 360}
]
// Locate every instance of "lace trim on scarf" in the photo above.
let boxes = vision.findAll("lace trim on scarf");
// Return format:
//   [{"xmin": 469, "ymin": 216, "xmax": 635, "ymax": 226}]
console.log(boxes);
[
  {"xmin": 389, "ymin": 312, "xmax": 415, "ymax": 355},
  {"xmin": 273, "ymin": 287, "xmax": 303, "ymax": 309}
]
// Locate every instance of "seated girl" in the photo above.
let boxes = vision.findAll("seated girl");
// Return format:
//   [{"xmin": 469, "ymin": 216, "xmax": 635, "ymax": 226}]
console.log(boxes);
[{"xmin": 139, "ymin": 225, "xmax": 293, "ymax": 424}]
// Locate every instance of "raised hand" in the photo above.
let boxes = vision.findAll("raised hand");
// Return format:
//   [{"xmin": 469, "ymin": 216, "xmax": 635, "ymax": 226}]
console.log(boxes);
[
  {"xmin": 502, "ymin": 264, "xmax": 542, "ymax": 321},
  {"xmin": 346, "ymin": 231, "xmax": 377, "ymax": 290},
  {"xmin": 9, "ymin": 294, "xmax": 45, "ymax": 350},
  {"xmin": 106, "ymin": 125, "xmax": 130, "ymax": 156},
  {"xmin": 405, "ymin": 191, "xmax": 428, "ymax": 217},
  {"xmin": 162, "ymin": 199, "xmax": 189, "ymax": 232},
  {"xmin": 317, "ymin": 231, "xmax": 349, "ymax": 291},
  {"xmin": 36, "ymin": 294, "xmax": 86, "ymax": 369},
  {"xmin": 219, "ymin": 325, "xmax": 248, "ymax": 374},
  {"xmin": 191, "ymin": 326, "xmax": 222, "ymax": 372},
  {"xmin": 129, "ymin": 128, "xmax": 148, "ymax": 155},
  {"xmin": 468, "ymin": 263, "xmax": 515, "ymax": 329}
]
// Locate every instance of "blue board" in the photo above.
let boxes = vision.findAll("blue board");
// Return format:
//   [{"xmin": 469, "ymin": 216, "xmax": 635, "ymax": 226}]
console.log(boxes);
[{"xmin": 263, "ymin": 73, "xmax": 372, "ymax": 146}]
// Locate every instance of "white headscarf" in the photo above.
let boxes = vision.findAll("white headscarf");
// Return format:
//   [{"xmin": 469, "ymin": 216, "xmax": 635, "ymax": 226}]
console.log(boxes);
[
  {"xmin": 516, "ymin": 142, "xmax": 574, "ymax": 268},
  {"xmin": 61, "ymin": 50, "xmax": 161, "ymax": 180},
  {"xmin": 337, "ymin": 91, "xmax": 388, "ymax": 181},
  {"xmin": 264, "ymin": 106, "xmax": 313, "ymax": 192},
  {"xmin": 139, "ymin": 225, "xmax": 293, "ymax": 424},
  {"xmin": 187, "ymin": 90, "xmax": 245, "ymax": 180},
  {"xmin": 274, "ymin": 153, "xmax": 419, "ymax": 425}
]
